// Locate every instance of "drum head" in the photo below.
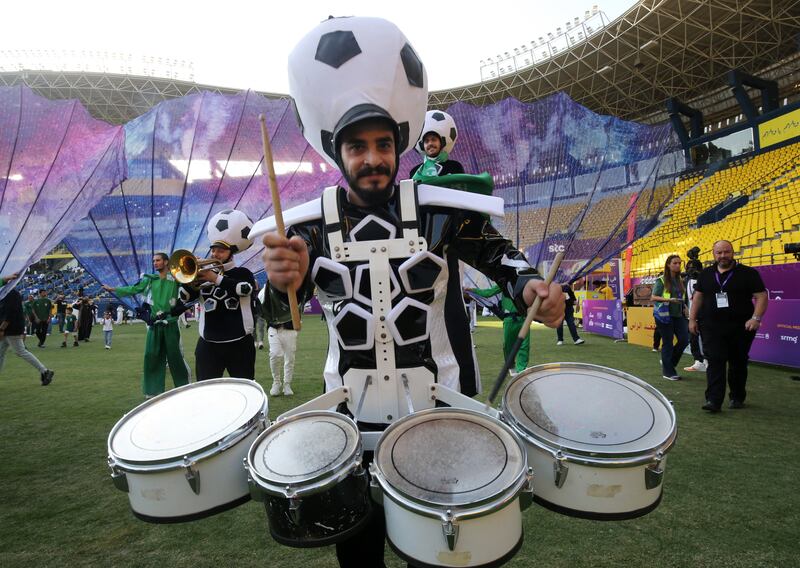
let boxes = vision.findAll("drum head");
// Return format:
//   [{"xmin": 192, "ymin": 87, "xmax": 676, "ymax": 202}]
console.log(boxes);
[
  {"xmin": 503, "ymin": 363, "xmax": 675, "ymax": 458},
  {"xmin": 249, "ymin": 411, "xmax": 361, "ymax": 486},
  {"xmin": 375, "ymin": 409, "xmax": 525, "ymax": 507},
  {"xmin": 109, "ymin": 378, "xmax": 266, "ymax": 465}
]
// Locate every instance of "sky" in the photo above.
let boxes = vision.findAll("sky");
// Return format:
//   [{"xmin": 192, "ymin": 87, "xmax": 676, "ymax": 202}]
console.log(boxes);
[{"xmin": 2, "ymin": 1, "xmax": 636, "ymax": 93}]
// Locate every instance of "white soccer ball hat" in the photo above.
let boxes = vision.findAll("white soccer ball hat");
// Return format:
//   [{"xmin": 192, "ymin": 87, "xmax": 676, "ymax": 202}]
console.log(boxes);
[
  {"xmin": 416, "ymin": 110, "xmax": 458, "ymax": 155},
  {"xmin": 288, "ymin": 16, "xmax": 429, "ymax": 169},
  {"xmin": 207, "ymin": 209, "xmax": 254, "ymax": 254}
]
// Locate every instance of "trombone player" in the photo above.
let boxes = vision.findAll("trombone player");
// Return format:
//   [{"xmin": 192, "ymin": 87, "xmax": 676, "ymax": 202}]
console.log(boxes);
[
  {"xmin": 172, "ymin": 210, "xmax": 257, "ymax": 382},
  {"xmin": 102, "ymin": 253, "xmax": 191, "ymax": 398}
]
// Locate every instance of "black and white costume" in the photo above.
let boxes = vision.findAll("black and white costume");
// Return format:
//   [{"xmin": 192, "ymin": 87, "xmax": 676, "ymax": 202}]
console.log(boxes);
[
  {"xmin": 180, "ymin": 261, "xmax": 257, "ymax": 381},
  {"xmin": 257, "ymin": 180, "xmax": 540, "ymax": 425}
]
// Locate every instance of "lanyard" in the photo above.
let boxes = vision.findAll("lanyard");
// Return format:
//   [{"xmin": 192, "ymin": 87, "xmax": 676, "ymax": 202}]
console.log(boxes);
[{"xmin": 714, "ymin": 269, "xmax": 733, "ymax": 292}]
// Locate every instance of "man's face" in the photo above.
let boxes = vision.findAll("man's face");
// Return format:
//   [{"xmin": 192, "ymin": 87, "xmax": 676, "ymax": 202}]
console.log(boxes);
[
  {"xmin": 209, "ymin": 246, "xmax": 232, "ymax": 263},
  {"xmin": 152, "ymin": 255, "xmax": 167, "ymax": 272},
  {"xmin": 339, "ymin": 120, "xmax": 397, "ymax": 207},
  {"xmin": 39, "ymin": 291, "xmax": 47, "ymax": 298},
  {"xmin": 713, "ymin": 242, "xmax": 734, "ymax": 269},
  {"xmin": 422, "ymin": 132, "xmax": 442, "ymax": 158}
]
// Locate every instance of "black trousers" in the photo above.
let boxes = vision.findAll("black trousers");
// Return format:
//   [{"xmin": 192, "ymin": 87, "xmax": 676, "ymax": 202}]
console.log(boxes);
[
  {"xmin": 689, "ymin": 331, "xmax": 704, "ymax": 362},
  {"xmin": 34, "ymin": 321, "xmax": 49, "ymax": 345},
  {"xmin": 700, "ymin": 321, "xmax": 756, "ymax": 405},
  {"xmin": 194, "ymin": 335, "xmax": 256, "ymax": 381}
]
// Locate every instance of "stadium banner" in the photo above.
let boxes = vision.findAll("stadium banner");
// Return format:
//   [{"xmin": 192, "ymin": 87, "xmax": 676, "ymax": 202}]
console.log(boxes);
[
  {"xmin": 756, "ymin": 263, "xmax": 800, "ymax": 301},
  {"xmin": 582, "ymin": 299, "xmax": 624, "ymax": 339},
  {"xmin": 750, "ymin": 299, "xmax": 800, "ymax": 368},
  {"xmin": 758, "ymin": 107, "xmax": 800, "ymax": 149},
  {"xmin": 627, "ymin": 306, "xmax": 656, "ymax": 347}
]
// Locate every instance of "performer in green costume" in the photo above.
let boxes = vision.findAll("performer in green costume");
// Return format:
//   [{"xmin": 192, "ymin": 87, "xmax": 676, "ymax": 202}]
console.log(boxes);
[
  {"xmin": 470, "ymin": 284, "xmax": 531, "ymax": 374},
  {"xmin": 102, "ymin": 253, "xmax": 190, "ymax": 397}
]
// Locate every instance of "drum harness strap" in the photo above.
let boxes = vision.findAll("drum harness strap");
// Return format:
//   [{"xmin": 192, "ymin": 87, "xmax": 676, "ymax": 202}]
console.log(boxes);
[{"xmin": 321, "ymin": 180, "xmax": 433, "ymax": 424}]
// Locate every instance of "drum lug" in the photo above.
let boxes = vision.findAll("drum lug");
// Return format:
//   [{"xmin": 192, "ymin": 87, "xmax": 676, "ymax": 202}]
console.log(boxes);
[
  {"xmin": 288, "ymin": 495, "xmax": 302, "ymax": 525},
  {"xmin": 107, "ymin": 458, "xmax": 129, "ymax": 493},
  {"xmin": 183, "ymin": 457, "xmax": 200, "ymax": 495},
  {"xmin": 519, "ymin": 467, "xmax": 534, "ymax": 511},
  {"xmin": 244, "ymin": 458, "xmax": 265, "ymax": 502},
  {"xmin": 441, "ymin": 509, "xmax": 459, "ymax": 551},
  {"xmin": 554, "ymin": 451, "xmax": 569, "ymax": 488},
  {"xmin": 368, "ymin": 463, "xmax": 384, "ymax": 506},
  {"xmin": 645, "ymin": 451, "xmax": 664, "ymax": 490}
]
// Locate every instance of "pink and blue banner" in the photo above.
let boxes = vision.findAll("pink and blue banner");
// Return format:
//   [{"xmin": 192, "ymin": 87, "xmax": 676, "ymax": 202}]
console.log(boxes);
[
  {"xmin": 582, "ymin": 299, "xmax": 624, "ymax": 339},
  {"xmin": 750, "ymin": 299, "xmax": 800, "ymax": 368}
]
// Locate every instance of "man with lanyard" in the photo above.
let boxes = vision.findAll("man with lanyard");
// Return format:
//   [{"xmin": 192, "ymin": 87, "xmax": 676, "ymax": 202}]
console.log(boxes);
[
  {"xmin": 31, "ymin": 289, "xmax": 53, "ymax": 348},
  {"xmin": 102, "ymin": 253, "xmax": 191, "ymax": 398},
  {"xmin": 173, "ymin": 210, "xmax": 257, "ymax": 382},
  {"xmin": 409, "ymin": 110, "xmax": 464, "ymax": 178},
  {"xmin": 689, "ymin": 240, "xmax": 768, "ymax": 412},
  {"xmin": 255, "ymin": 16, "xmax": 564, "ymax": 567}
]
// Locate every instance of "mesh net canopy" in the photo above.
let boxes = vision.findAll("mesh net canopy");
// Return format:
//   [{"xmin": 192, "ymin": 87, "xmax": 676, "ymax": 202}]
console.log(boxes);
[
  {"xmin": 0, "ymin": 85, "xmax": 125, "ymax": 299},
  {"xmin": 60, "ymin": 89, "xmax": 681, "ymax": 304}
]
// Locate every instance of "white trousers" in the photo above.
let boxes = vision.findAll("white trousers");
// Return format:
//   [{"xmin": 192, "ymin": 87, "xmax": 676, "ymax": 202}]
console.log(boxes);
[
  {"xmin": 268, "ymin": 327, "xmax": 298, "ymax": 385},
  {"xmin": 0, "ymin": 335, "xmax": 47, "ymax": 374}
]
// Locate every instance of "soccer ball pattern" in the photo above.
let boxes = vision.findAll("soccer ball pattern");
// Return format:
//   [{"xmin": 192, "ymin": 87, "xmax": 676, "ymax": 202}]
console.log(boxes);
[
  {"xmin": 416, "ymin": 110, "xmax": 458, "ymax": 155},
  {"xmin": 288, "ymin": 16, "xmax": 429, "ymax": 169},
  {"xmin": 206, "ymin": 209, "xmax": 253, "ymax": 253}
]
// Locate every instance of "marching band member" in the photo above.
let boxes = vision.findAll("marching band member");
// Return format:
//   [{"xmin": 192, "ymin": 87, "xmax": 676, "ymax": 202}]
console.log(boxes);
[
  {"xmin": 255, "ymin": 16, "xmax": 564, "ymax": 566},
  {"xmin": 102, "ymin": 254, "xmax": 191, "ymax": 398},
  {"xmin": 177, "ymin": 210, "xmax": 257, "ymax": 381}
]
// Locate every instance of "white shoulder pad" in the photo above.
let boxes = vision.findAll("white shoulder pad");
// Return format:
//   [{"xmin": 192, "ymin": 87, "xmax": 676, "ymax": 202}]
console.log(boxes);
[
  {"xmin": 250, "ymin": 198, "xmax": 322, "ymax": 240},
  {"xmin": 417, "ymin": 184, "xmax": 504, "ymax": 217}
]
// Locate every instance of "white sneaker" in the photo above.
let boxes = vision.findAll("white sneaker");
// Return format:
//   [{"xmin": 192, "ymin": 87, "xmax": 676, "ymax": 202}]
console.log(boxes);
[
  {"xmin": 105, "ymin": 345, "xmax": 111, "ymax": 349},
  {"xmin": 684, "ymin": 360, "xmax": 706, "ymax": 372},
  {"xmin": 283, "ymin": 383, "xmax": 294, "ymax": 396},
  {"xmin": 556, "ymin": 341, "xmax": 564, "ymax": 346},
  {"xmin": 574, "ymin": 338, "xmax": 585, "ymax": 345},
  {"xmin": 269, "ymin": 383, "xmax": 282, "ymax": 396},
  {"xmin": 257, "ymin": 342, "xmax": 264, "ymax": 350}
]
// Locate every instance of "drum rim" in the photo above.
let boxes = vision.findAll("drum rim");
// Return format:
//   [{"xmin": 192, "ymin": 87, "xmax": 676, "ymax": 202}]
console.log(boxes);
[
  {"xmin": 246, "ymin": 410, "xmax": 363, "ymax": 498},
  {"xmin": 371, "ymin": 407, "xmax": 531, "ymax": 518},
  {"xmin": 501, "ymin": 362, "xmax": 677, "ymax": 466},
  {"xmin": 107, "ymin": 378, "xmax": 267, "ymax": 471}
]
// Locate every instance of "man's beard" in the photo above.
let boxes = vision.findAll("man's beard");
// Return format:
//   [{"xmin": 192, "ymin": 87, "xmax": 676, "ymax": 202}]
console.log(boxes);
[
  {"xmin": 348, "ymin": 165, "xmax": 395, "ymax": 206},
  {"xmin": 718, "ymin": 258, "xmax": 733, "ymax": 268}
]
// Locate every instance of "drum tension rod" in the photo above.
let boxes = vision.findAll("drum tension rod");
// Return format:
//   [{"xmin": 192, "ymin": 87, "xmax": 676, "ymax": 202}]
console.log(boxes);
[{"xmin": 645, "ymin": 451, "xmax": 664, "ymax": 489}]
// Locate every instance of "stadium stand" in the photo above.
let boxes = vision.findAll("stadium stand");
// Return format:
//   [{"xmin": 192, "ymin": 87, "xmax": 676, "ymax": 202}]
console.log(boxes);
[{"xmin": 631, "ymin": 141, "xmax": 800, "ymax": 275}]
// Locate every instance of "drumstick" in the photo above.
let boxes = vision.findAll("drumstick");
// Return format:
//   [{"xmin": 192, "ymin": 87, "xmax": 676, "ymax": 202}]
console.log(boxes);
[
  {"xmin": 259, "ymin": 114, "xmax": 302, "ymax": 331},
  {"xmin": 486, "ymin": 252, "xmax": 564, "ymax": 406}
]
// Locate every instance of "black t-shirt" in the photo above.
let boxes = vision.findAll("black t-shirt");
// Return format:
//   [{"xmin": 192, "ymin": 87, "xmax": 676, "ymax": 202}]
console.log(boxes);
[{"xmin": 694, "ymin": 262, "xmax": 765, "ymax": 323}]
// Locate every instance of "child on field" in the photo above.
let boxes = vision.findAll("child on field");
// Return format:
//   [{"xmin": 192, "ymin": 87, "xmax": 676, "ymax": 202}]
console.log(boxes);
[
  {"xmin": 62, "ymin": 307, "xmax": 78, "ymax": 347},
  {"xmin": 102, "ymin": 310, "xmax": 114, "ymax": 349}
]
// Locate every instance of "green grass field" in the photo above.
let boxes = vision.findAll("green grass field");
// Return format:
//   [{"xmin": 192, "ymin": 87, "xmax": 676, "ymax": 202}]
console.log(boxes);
[{"xmin": 0, "ymin": 319, "xmax": 797, "ymax": 567}]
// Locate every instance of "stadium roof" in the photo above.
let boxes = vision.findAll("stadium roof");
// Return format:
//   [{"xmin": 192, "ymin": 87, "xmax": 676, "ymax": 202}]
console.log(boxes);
[{"xmin": 1, "ymin": 0, "xmax": 798, "ymax": 126}]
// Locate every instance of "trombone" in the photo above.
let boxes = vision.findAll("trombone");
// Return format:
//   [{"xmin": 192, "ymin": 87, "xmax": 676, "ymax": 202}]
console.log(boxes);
[{"xmin": 169, "ymin": 249, "xmax": 224, "ymax": 285}]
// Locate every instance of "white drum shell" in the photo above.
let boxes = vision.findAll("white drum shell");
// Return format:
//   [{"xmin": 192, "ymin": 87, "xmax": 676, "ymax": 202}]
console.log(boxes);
[
  {"xmin": 524, "ymin": 445, "xmax": 667, "ymax": 517},
  {"xmin": 122, "ymin": 427, "xmax": 262, "ymax": 520},
  {"xmin": 383, "ymin": 496, "xmax": 523, "ymax": 567}
]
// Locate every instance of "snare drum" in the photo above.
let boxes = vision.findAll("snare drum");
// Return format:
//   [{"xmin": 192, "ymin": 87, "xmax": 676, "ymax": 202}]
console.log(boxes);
[
  {"xmin": 107, "ymin": 378, "xmax": 268, "ymax": 523},
  {"xmin": 370, "ymin": 408, "xmax": 532, "ymax": 568},
  {"xmin": 501, "ymin": 363, "xmax": 677, "ymax": 520},
  {"xmin": 246, "ymin": 411, "xmax": 371, "ymax": 547}
]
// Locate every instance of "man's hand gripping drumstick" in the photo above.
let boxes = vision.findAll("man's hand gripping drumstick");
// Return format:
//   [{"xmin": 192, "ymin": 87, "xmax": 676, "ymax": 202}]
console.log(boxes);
[
  {"xmin": 487, "ymin": 252, "xmax": 565, "ymax": 406},
  {"xmin": 259, "ymin": 114, "xmax": 303, "ymax": 331}
]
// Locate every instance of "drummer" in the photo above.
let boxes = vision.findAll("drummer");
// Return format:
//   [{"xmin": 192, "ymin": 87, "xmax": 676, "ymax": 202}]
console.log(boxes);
[{"xmin": 258, "ymin": 16, "xmax": 564, "ymax": 567}]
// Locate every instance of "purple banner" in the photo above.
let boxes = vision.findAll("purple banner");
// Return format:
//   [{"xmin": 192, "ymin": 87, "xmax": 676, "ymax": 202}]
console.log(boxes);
[
  {"xmin": 750, "ymin": 299, "xmax": 800, "ymax": 368},
  {"xmin": 582, "ymin": 299, "xmax": 624, "ymax": 339},
  {"xmin": 756, "ymin": 263, "xmax": 800, "ymax": 301}
]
